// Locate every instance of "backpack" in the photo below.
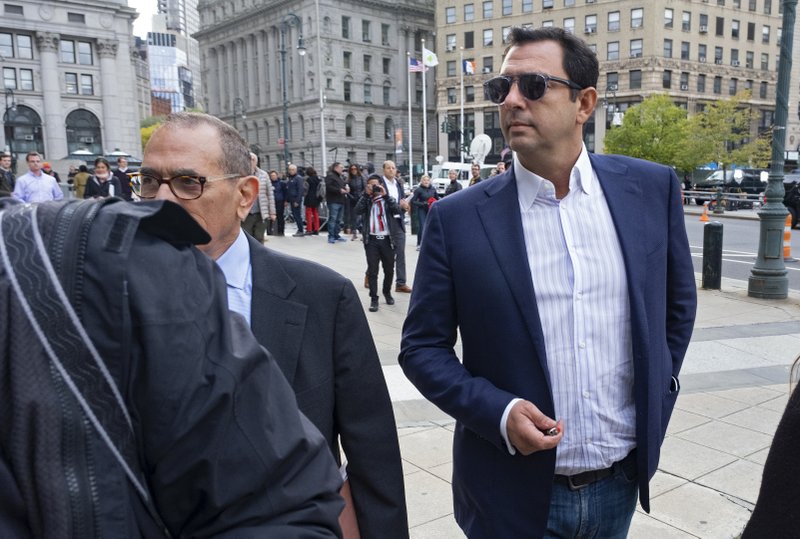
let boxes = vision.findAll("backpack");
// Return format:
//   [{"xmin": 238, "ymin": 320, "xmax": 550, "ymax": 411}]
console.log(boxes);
[{"xmin": 317, "ymin": 177, "xmax": 326, "ymax": 200}]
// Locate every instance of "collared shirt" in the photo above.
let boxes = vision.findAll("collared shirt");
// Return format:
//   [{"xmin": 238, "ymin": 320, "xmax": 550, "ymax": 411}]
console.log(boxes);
[
  {"xmin": 500, "ymin": 145, "xmax": 635, "ymax": 475},
  {"xmin": 369, "ymin": 197, "xmax": 389, "ymax": 235},
  {"xmin": 216, "ymin": 228, "xmax": 254, "ymax": 325},
  {"xmin": 12, "ymin": 171, "xmax": 63, "ymax": 203},
  {"xmin": 383, "ymin": 177, "xmax": 401, "ymax": 218}
]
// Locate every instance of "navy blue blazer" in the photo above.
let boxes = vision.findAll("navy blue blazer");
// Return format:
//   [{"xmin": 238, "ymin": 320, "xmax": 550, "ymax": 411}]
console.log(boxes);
[{"xmin": 399, "ymin": 154, "xmax": 697, "ymax": 538}]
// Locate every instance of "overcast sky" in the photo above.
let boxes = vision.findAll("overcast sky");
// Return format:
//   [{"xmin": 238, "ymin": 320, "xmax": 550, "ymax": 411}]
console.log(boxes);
[{"xmin": 128, "ymin": 0, "xmax": 156, "ymax": 38}]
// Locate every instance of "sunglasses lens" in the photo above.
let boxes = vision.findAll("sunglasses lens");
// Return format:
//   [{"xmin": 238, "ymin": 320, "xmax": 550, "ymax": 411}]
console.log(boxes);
[
  {"xmin": 484, "ymin": 77, "xmax": 511, "ymax": 104},
  {"xmin": 519, "ymin": 74, "xmax": 547, "ymax": 101}
]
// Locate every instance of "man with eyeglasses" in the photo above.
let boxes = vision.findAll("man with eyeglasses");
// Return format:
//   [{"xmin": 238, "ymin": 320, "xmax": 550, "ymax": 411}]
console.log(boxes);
[
  {"xmin": 400, "ymin": 26, "xmax": 696, "ymax": 538},
  {"xmin": 138, "ymin": 112, "xmax": 408, "ymax": 538}
]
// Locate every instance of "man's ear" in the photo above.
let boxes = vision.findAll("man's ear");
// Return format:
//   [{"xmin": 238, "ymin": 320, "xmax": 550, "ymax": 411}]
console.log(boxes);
[
  {"xmin": 237, "ymin": 175, "xmax": 260, "ymax": 221},
  {"xmin": 576, "ymin": 87, "xmax": 598, "ymax": 126}
]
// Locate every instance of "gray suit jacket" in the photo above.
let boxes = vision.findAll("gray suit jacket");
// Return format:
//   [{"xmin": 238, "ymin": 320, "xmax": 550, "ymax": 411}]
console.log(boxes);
[{"xmin": 247, "ymin": 235, "xmax": 409, "ymax": 538}]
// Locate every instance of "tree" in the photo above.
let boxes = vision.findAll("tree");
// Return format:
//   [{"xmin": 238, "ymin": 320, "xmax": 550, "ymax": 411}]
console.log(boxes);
[
  {"xmin": 141, "ymin": 123, "xmax": 161, "ymax": 150},
  {"xmin": 603, "ymin": 94, "xmax": 696, "ymax": 171}
]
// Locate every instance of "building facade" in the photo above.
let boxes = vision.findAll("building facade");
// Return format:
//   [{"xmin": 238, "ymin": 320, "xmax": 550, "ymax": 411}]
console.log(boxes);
[
  {"xmin": 435, "ymin": 0, "xmax": 781, "ymax": 164},
  {"xmin": 195, "ymin": 0, "xmax": 435, "ymax": 175},
  {"xmin": 0, "ymin": 0, "xmax": 141, "ymax": 164}
]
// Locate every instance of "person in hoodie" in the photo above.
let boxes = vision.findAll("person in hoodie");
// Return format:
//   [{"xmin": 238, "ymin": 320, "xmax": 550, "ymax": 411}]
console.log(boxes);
[
  {"xmin": 411, "ymin": 175, "xmax": 438, "ymax": 250},
  {"xmin": 303, "ymin": 166, "xmax": 323, "ymax": 235},
  {"xmin": 270, "ymin": 169, "xmax": 287, "ymax": 236},
  {"xmin": 83, "ymin": 157, "xmax": 121, "ymax": 199}
]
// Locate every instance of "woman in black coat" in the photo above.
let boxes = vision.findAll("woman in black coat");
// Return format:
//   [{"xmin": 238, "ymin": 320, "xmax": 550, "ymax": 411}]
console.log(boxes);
[
  {"xmin": 303, "ymin": 167, "xmax": 323, "ymax": 235},
  {"xmin": 84, "ymin": 157, "xmax": 122, "ymax": 199},
  {"xmin": 411, "ymin": 175, "xmax": 438, "ymax": 249}
]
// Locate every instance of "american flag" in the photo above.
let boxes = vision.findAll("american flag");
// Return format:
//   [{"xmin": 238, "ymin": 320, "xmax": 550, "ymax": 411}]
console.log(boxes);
[{"xmin": 408, "ymin": 58, "xmax": 425, "ymax": 72}]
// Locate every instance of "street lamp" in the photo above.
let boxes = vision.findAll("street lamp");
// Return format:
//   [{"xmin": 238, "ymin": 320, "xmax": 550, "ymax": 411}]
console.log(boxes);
[
  {"xmin": 232, "ymin": 97, "xmax": 246, "ymax": 132},
  {"xmin": 602, "ymin": 83, "xmax": 618, "ymax": 128},
  {"xmin": 3, "ymin": 89, "xmax": 16, "ymax": 162},
  {"xmin": 747, "ymin": 0, "xmax": 796, "ymax": 299},
  {"xmin": 279, "ymin": 13, "xmax": 306, "ymax": 169}
]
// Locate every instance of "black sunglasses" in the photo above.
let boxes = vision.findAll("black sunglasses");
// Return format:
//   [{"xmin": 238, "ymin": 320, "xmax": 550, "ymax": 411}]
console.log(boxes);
[{"xmin": 483, "ymin": 73, "xmax": 584, "ymax": 104}]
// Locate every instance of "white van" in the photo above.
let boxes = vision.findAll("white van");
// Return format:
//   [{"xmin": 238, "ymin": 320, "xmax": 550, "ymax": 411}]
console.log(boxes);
[{"xmin": 430, "ymin": 162, "xmax": 496, "ymax": 195}]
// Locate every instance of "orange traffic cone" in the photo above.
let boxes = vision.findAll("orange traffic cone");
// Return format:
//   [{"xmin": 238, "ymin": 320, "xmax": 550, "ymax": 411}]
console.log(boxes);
[
  {"xmin": 700, "ymin": 202, "xmax": 710, "ymax": 223},
  {"xmin": 784, "ymin": 214, "xmax": 794, "ymax": 261}
]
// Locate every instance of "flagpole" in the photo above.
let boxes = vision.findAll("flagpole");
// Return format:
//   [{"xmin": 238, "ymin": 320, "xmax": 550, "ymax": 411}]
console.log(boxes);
[
  {"xmin": 459, "ymin": 48, "xmax": 465, "ymax": 164},
  {"xmin": 421, "ymin": 38, "xmax": 428, "ymax": 176},
  {"xmin": 407, "ymin": 51, "xmax": 413, "ymax": 185}
]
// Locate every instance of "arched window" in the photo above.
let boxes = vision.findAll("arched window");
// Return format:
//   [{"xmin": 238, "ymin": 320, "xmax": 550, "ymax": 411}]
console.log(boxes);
[
  {"xmin": 365, "ymin": 116, "xmax": 374, "ymax": 139},
  {"xmin": 5, "ymin": 105, "xmax": 43, "ymax": 159},
  {"xmin": 298, "ymin": 114, "xmax": 305, "ymax": 139},
  {"xmin": 263, "ymin": 119, "xmax": 270, "ymax": 144},
  {"xmin": 346, "ymin": 114, "xmax": 354, "ymax": 137},
  {"xmin": 65, "ymin": 108, "xmax": 101, "ymax": 156},
  {"xmin": 384, "ymin": 117, "xmax": 394, "ymax": 141}
]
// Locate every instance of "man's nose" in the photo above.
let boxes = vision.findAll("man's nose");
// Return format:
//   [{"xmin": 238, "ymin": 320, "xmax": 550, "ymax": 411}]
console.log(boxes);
[
  {"xmin": 154, "ymin": 181, "xmax": 176, "ymax": 201},
  {"xmin": 502, "ymin": 80, "xmax": 526, "ymax": 108}
]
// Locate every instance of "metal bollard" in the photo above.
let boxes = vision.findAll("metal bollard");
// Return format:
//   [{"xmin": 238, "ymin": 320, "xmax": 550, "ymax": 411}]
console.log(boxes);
[{"xmin": 702, "ymin": 221, "xmax": 723, "ymax": 290}]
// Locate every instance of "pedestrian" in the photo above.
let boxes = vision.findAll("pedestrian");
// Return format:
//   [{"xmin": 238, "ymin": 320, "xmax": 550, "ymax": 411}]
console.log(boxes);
[
  {"xmin": 12, "ymin": 152, "xmax": 64, "ymax": 203},
  {"xmin": 72, "ymin": 165, "xmax": 90, "ymax": 199},
  {"xmin": 84, "ymin": 157, "xmax": 122, "ymax": 199},
  {"xmin": 443, "ymin": 168, "xmax": 462, "ymax": 196},
  {"xmin": 41, "ymin": 162, "xmax": 61, "ymax": 183},
  {"xmin": 347, "ymin": 163, "xmax": 366, "ymax": 240},
  {"xmin": 325, "ymin": 162, "xmax": 349, "ymax": 243},
  {"xmin": 112, "ymin": 157, "xmax": 133, "ymax": 200},
  {"xmin": 242, "ymin": 153, "xmax": 273, "ymax": 242},
  {"xmin": 303, "ymin": 166, "xmax": 323, "ymax": 235},
  {"xmin": 285, "ymin": 164, "xmax": 305, "ymax": 237},
  {"xmin": 400, "ymin": 26, "xmax": 697, "ymax": 538},
  {"xmin": 355, "ymin": 174, "xmax": 401, "ymax": 312},
  {"xmin": 0, "ymin": 153, "xmax": 13, "ymax": 197},
  {"xmin": 380, "ymin": 160, "xmax": 411, "ymax": 293},
  {"xmin": 411, "ymin": 174, "xmax": 437, "ymax": 249},
  {"xmin": 270, "ymin": 170, "xmax": 287, "ymax": 236},
  {"xmin": 468, "ymin": 163, "xmax": 483, "ymax": 186}
]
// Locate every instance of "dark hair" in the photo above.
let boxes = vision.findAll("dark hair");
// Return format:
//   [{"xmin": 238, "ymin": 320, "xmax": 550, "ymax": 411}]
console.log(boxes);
[
  {"xmin": 153, "ymin": 112, "xmax": 251, "ymax": 177},
  {"xmin": 305, "ymin": 166, "xmax": 317, "ymax": 176},
  {"xmin": 94, "ymin": 157, "xmax": 110, "ymax": 169},
  {"xmin": 79, "ymin": 165, "xmax": 88, "ymax": 172},
  {"xmin": 330, "ymin": 162, "xmax": 341, "ymax": 172},
  {"xmin": 505, "ymin": 26, "xmax": 599, "ymax": 95},
  {"xmin": 26, "ymin": 151, "xmax": 41, "ymax": 162},
  {"xmin": 348, "ymin": 163, "xmax": 359, "ymax": 171},
  {"xmin": 117, "ymin": 156, "xmax": 127, "ymax": 164}
]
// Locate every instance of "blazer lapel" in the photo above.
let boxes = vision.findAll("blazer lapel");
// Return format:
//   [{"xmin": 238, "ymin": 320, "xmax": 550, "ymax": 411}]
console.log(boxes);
[
  {"xmin": 476, "ymin": 172, "xmax": 552, "ymax": 388},
  {"xmin": 247, "ymin": 236, "xmax": 307, "ymax": 385}
]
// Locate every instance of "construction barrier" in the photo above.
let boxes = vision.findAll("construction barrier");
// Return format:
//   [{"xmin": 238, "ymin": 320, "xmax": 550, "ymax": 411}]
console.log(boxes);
[
  {"xmin": 700, "ymin": 202, "xmax": 710, "ymax": 222},
  {"xmin": 784, "ymin": 214, "xmax": 794, "ymax": 261}
]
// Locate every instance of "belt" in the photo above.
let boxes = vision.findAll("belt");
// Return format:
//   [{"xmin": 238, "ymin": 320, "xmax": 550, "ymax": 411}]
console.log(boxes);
[
  {"xmin": 553, "ymin": 450, "xmax": 636, "ymax": 491},
  {"xmin": 370, "ymin": 235, "xmax": 387, "ymax": 240}
]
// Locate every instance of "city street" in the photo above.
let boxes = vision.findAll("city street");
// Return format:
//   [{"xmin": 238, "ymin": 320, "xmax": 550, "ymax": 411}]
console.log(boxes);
[{"xmin": 266, "ymin": 211, "xmax": 799, "ymax": 538}]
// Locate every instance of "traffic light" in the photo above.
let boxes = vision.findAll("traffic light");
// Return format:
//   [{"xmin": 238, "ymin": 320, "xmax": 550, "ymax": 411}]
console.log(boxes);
[{"xmin": 441, "ymin": 120, "xmax": 451, "ymax": 133}]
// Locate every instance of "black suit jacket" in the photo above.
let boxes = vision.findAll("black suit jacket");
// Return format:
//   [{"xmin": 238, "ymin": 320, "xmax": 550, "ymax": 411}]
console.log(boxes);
[{"xmin": 247, "ymin": 235, "xmax": 409, "ymax": 538}]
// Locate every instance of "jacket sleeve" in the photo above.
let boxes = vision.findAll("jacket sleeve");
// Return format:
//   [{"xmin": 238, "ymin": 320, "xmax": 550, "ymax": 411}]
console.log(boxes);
[
  {"xmin": 127, "ymin": 242, "xmax": 344, "ymax": 538},
  {"xmin": 331, "ymin": 280, "xmax": 409, "ymax": 538}
]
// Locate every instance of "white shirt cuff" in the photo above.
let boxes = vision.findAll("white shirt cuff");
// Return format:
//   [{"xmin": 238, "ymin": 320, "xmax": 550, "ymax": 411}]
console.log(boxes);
[{"xmin": 500, "ymin": 398, "xmax": 523, "ymax": 455}]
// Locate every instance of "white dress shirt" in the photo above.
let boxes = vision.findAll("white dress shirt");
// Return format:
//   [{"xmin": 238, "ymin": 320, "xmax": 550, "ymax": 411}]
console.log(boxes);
[
  {"xmin": 500, "ymin": 146, "xmax": 636, "ymax": 475},
  {"xmin": 216, "ymin": 228, "xmax": 253, "ymax": 325}
]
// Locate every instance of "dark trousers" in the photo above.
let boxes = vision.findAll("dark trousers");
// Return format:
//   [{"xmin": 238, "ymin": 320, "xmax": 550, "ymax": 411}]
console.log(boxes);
[
  {"xmin": 291, "ymin": 203, "xmax": 304, "ymax": 233},
  {"xmin": 274, "ymin": 203, "xmax": 286, "ymax": 235},
  {"xmin": 391, "ymin": 217, "xmax": 407, "ymax": 285},
  {"xmin": 242, "ymin": 213, "xmax": 267, "ymax": 241},
  {"xmin": 416, "ymin": 209, "xmax": 429, "ymax": 246},
  {"xmin": 365, "ymin": 236, "xmax": 394, "ymax": 299}
]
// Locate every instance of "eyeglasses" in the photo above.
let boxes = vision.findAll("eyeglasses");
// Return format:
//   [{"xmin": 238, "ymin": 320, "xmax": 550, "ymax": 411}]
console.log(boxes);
[
  {"xmin": 129, "ymin": 172, "xmax": 241, "ymax": 200},
  {"xmin": 483, "ymin": 73, "xmax": 584, "ymax": 105}
]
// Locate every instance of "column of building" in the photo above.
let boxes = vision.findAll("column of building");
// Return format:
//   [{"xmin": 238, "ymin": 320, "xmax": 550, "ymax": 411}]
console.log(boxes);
[
  {"xmin": 257, "ymin": 31, "xmax": 268, "ymax": 108},
  {"xmin": 246, "ymin": 34, "xmax": 257, "ymax": 111},
  {"xmin": 97, "ymin": 39, "xmax": 121, "ymax": 154},
  {"xmin": 34, "ymin": 32, "xmax": 68, "ymax": 159}
]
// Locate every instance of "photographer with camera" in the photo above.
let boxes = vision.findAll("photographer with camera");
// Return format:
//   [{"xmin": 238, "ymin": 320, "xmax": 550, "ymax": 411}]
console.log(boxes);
[{"xmin": 355, "ymin": 174, "xmax": 402, "ymax": 312}]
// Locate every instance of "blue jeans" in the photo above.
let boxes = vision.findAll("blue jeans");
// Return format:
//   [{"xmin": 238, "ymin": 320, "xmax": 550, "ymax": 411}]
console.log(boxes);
[
  {"xmin": 545, "ymin": 454, "xmax": 638, "ymax": 539},
  {"xmin": 327, "ymin": 203, "xmax": 344, "ymax": 239}
]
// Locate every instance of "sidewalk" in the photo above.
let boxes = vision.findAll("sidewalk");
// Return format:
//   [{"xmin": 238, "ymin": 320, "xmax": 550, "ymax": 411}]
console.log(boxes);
[{"xmin": 263, "ymin": 228, "xmax": 800, "ymax": 539}]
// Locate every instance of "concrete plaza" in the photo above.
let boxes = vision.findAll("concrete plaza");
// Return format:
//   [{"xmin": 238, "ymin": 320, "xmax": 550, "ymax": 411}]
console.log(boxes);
[{"xmin": 264, "ymin": 220, "xmax": 800, "ymax": 539}]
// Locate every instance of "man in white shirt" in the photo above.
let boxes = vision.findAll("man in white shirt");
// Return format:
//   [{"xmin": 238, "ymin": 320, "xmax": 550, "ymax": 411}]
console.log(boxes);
[
  {"xmin": 400, "ymin": 26, "xmax": 696, "ymax": 538},
  {"xmin": 12, "ymin": 152, "xmax": 63, "ymax": 203},
  {"xmin": 380, "ymin": 160, "xmax": 412, "ymax": 293}
]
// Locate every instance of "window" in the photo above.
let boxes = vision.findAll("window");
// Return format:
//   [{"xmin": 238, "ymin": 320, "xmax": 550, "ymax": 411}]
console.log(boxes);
[
  {"xmin": 447, "ymin": 34, "xmax": 456, "ymax": 51},
  {"xmin": 464, "ymin": 4, "xmax": 474, "ymax": 21},
  {"xmin": 483, "ymin": 0, "xmax": 493, "ymax": 18},
  {"xmin": 746, "ymin": 51, "xmax": 754, "ymax": 68},
  {"xmin": 680, "ymin": 72, "xmax": 689, "ymax": 89},
  {"xmin": 682, "ymin": 11, "xmax": 691, "ymax": 31},
  {"xmin": 663, "ymin": 39, "xmax": 672, "ymax": 58},
  {"xmin": 65, "ymin": 72, "xmax": 78, "ymax": 94},
  {"xmin": 543, "ymin": 0, "xmax": 553, "ymax": 7},
  {"xmin": 608, "ymin": 11, "xmax": 620, "ymax": 32},
  {"xmin": 447, "ymin": 87, "xmax": 457, "ymax": 104},
  {"xmin": 3, "ymin": 67, "xmax": 15, "ymax": 89},
  {"xmin": 483, "ymin": 29, "xmax": 493, "ymax": 46},
  {"xmin": 630, "ymin": 39, "xmax": 643, "ymax": 57},
  {"xmin": 466, "ymin": 86, "xmax": 475, "ymax": 102},
  {"xmin": 713, "ymin": 76, "xmax": 722, "ymax": 94},
  {"xmin": 764, "ymin": 0, "xmax": 771, "ymax": 14},
  {"xmin": 606, "ymin": 72, "xmax": 618, "ymax": 90},
  {"xmin": 502, "ymin": 0, "xmax": 512, "ymax": 16},
  {"xmin": 761, "ymin": 52, "xmax": 768, "ymax": 70},
  {"xmin": 344, "ymin": 81, "xmax": 351, "ymax": 101},
  {"xmin": 381, "ymin": 23, "xmax": 390, "ymax": 46},
  {"xmin": 631, "ymin": 8, "xmax": 643, "ymax": 28},
  {"xmin": 714, "ymin": 46, "xmax": 723, "ymax": 64},
  {"xmin": 483, "ymin": 56, "xmax": 493, "ymax": 73},
  {"xmin": 729, "ymin": 78, "xmax": 737, "ymax": 95},
  {"xmin": 464, "ymin": 31, "xmax": 474, "ymax": 48},
  {"xmin": 744, "ymin": 79, "xmax": 753, "ymax": 92},
  {"xmin": 445, "ymin": 6, "xmax": 456, "ymax": 23},
  {"xmin": 342, "ymin": 16, "xmax": 350, "ymax": 39},
  {"xmin": 664, "ymin": 8, "xmax": 673, "ymax": 27},
  {"xmin": 681, "ymin": 41, "xmax": 690, "ymax": 60},
  {"xmin": 563, "ymin": 18, "xmax": 575, "ymax": 34},
  {"xmin": 67, "ymin": 12, "xmax": 85, "ymax": 23},
  {"xmin": 749, "ymin": 0, "xmax": 756, "ymax": 10},
  {"xmin": 565, "ymin": 0, "xmax": 574, "ymax": 5},
  {"xmin": 731, "ymin": 49, "xmax": 739, "ymax": 65},
  {"xmin": 80, "ymin": 74, "xmax": 93, "ymax": 95},
  {"xmin": 0, "ymin": 33, "xmax": 12, "ymax": 58},
  {"xmin": 607, "ymin": 41, "xmax": 619, "ymax": 60},
  {"xmin": 697, "ymin": 74, "xmax": 706, "ymax": 92},
  {"xmin": 585, "ymin": 15, "xmax": 597, "ymax": 33},
  {"xmin": 522, "ymin": 0, "xmax": 532, "ymax": 12},
  {"xmin": 60, "ymin": 40, "xmax": 76, "ymax": 63},
  {"xmin": 365, "ymin": 116, "xmax": 374, "ymax": 139},
  {"xmin": 759, "ymin": 81, "xmax": 767, "ymax": 98},
  {"xmin": 732, "ymin": 20, "xmax": 740, "ymax": 39},
  {"xmin": 699, "ymin": 44, "xmax": 707, "ymax": 61},
  {"xmin": 362, "ymin": 20, "xmax": 371, "ymax": 42},
  {"xmin": 629, "ymin": 69, "xmax": 641, "ymax": 89},
  {"xmin": 762, "ymin": 25, "xmax": 770, "ymax": 44},
  {"xmin": 662, "ymin": 70, "xmax": 672, "ymax": 89},
  {"xmin": 502, "ymin": 26, "xmax": 511, "ymax": 42},
  {"xmin": 16, "ymin": 35, "xmax": 31, "ymax": 59},
  {"xmin": 542, "ymin": 20, "xmax": 553, "ymax": 27},
  {"xmin": 715, "ymin": 17, "xmax": 724, "ymax": 36},
  {"xmin": 4, "ymin": 4, "xmax": 22, "ymax": 15},
  {"xmin": 364, "ymin": 83, "xmax": 372, "ymax": 103},
  {"xmin": 447, "ymin": 60, "xmax": 456, "ymax": 76},
  {"xmin": 345, "ymin": 115, "xmax": 353, "ymax": 137},
  {"xmin": 17, "ymin": 68, "xmax": 32, "ymax": 90},
  {"xmin": 747, "ymin": 22, "xmax": 755, "ymax": 40},
  {"xmin": 383, "ymin": 84, "xmax": 390, "ymax": 105},
  {"xmin": 343, "ymin": 51, "xmax": 351, "ymax": 69},
  {"xmin": 363, "ymin": 54, "xmax": 371, "ymax": 72}
]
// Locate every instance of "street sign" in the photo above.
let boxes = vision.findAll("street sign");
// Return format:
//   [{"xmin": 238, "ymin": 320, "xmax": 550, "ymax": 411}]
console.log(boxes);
[{"xmin": 278, "ymin": 138, "xmax": 285, "ymax": 146}]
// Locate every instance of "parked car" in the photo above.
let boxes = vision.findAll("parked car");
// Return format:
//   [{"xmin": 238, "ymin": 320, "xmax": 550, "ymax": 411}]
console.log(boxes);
[
  {"xmin": 783, "ymin": 173, "xmax": 800, "ymax": 228},
  {"xmin": 693, "ymin": 168, "xmax": 767, "ymax": 208},
  {"xmin": 430, "ymin": 162, "xmax": 495, "ymax": 195}
]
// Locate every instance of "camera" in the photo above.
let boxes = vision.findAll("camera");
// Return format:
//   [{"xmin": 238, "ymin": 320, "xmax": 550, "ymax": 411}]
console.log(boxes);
[{"xmin": 372, "ymin": 185, "xmax": 382, "ymax": 194}]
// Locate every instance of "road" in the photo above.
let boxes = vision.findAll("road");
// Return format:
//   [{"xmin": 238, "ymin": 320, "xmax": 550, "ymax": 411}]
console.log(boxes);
[{"xmin": 684, "ymin": 214, "xmax": 800, "ymax": 292}]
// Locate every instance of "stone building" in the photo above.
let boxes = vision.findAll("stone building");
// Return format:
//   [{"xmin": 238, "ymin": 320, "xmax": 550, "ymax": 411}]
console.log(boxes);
[
  {"xmin": 195, "ymin": 0, "xmax": 435, "ymax": 176},
  {"xmin": 0, "ymin": 0, "xmax": 142, "ymax": 164},
  {"xmin": 434, "ymin": 0, "xmax": 782, "ymax": 163}
]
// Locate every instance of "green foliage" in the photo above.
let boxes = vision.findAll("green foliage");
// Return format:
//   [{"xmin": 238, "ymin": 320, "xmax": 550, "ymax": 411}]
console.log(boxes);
[
  {"xmin": 140, "ymin": 115, "xmax": 166, "ymax": 129},
  {"xmin": 141, "ymin": 124, "xmax": 160, "ymax": 150}
]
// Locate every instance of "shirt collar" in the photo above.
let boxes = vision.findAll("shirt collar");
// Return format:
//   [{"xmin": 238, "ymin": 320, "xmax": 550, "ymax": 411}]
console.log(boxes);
[
  {"xmin": 515, "ymin": 144, "xmax": 594, "ymax": 210},
  {"xmin": 215, "ymin": 228, "xmax": 250, "ymax": 291}
]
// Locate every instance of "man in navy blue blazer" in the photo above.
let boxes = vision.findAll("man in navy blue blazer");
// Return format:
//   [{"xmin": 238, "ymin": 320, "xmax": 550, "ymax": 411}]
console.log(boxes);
[{"xmin": 400, "ymin": 27, "xmax": 697, "ymax": 538}]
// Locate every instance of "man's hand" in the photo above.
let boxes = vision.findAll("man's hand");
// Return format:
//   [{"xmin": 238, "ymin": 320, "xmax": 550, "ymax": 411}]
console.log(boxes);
[
  {"xmin": 399, "ymin": 199, "xmax": 410, "ymax": 211},
  {"xmin": 506, "ymin": 400, "xmax": 563, "ymax": 456}
]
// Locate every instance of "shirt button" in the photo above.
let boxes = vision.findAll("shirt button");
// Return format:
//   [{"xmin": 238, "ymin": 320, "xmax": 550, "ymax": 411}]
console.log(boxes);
[
  {"xmin": 579, "ymin": 341, "xmax": 586, "ymax": 349},
  {"xmin": 583, "ymin": 391, "xmax": 590, "ymax": 398}
]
